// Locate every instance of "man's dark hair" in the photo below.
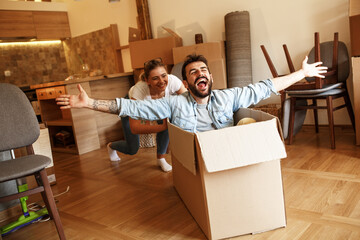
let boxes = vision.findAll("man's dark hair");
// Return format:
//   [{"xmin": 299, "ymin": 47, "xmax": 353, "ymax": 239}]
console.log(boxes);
[{"xmin": 181, "ymin": 54, "xmax": 210, "ymax": 81}]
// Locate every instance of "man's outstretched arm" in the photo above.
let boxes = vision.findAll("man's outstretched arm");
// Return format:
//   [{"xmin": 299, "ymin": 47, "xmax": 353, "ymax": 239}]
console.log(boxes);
[
  {"xmin": 56, "ymin": 84, "xmax": 119, "ymax": 114},
  {"xmin": 271, "ymin": 56, "xmax": 328, "ymax": 92}
]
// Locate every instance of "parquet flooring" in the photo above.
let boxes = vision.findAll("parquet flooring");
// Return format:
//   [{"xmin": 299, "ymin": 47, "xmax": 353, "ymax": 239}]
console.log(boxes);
[{"xmin": 2, "ymin": 126, "xmax": 360, "ymax": 240}]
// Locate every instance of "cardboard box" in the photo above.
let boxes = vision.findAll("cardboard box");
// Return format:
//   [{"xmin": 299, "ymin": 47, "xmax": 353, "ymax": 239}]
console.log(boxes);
[
  {"xmin": 172, "ymin": 42, "xmax": 225, "ymax": 64},
  {"xmin": 129, "ymin": 28, "xmax": 182, "ymax": 69},
  {"xmin": 349, "ymin": 15, "xmax": 360, "ymax": 57},
  {"xmin": 172, "ymin": 42, "xmax": 227, "ymax": 89},
  {"xmin": 207, "ymin": 59, "xmax": 227, "ymax": 89},
  {"xmin": 350, "ymin": 0, "xmax": 360, "ymax": 16},
  {"xmin": 352, "ymin": 57, "xmax": 360, "ymax": 145},
  {"xmin": 349, "ymin": 0, "xmax": 360, "ymax": 57},
  {"xmin": 168, "ymin": 108, "xmax": 287, "ymax": 240}
]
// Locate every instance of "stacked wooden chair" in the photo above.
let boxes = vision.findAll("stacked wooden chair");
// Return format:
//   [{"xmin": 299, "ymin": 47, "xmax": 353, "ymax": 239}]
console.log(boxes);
[{"xmin": 261, "ymin": 32, "xmax": 355, "ymax": 149}]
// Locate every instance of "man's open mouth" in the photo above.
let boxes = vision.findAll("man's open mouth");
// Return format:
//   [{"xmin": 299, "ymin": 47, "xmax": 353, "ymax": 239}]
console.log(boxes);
[{"xmin": 196, "ymin": 77, "xmax": 208, "ymax": 90}]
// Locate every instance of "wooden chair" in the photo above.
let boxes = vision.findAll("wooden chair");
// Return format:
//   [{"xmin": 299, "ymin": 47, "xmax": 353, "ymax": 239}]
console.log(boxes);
[
  {"xmin": 261, "ymin": 32, "xmax": 355, "ymax": 149},
  {"xmin": 261, "ymin": 43, "xmax": 308, "ymax": 139},
  {"xmin": 0, "ymin": 83, "xmax": 66, "ymax": 239}
]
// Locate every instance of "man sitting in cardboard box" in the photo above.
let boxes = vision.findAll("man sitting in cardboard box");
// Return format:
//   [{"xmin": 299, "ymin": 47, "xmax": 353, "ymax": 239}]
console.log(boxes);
[{"xmin": 56, "ymin": 54, "xmax": 326, "ymax": 133}]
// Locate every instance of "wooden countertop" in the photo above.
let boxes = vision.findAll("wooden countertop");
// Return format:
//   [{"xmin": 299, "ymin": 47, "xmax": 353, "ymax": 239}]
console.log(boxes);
[
  {"xmin": 30, "ymin": 81, "xmax": 66, "ymax": 89},
  {"xmin": 30, "ymin": 72, "xmax": 133, "ymax": 90}
]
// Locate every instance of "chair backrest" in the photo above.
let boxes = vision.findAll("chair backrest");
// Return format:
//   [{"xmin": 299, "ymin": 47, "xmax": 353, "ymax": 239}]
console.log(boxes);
[
  {"xmin": 307, "ymin": 41, "xmax": 350, "ymax": 83},
  {"xmin": 171, "ymin": 61, "xmax": 184, "ymax": 80},
  {"xmin": 0, "ymin": 83, "xmax": 39, "ymax": 152}
]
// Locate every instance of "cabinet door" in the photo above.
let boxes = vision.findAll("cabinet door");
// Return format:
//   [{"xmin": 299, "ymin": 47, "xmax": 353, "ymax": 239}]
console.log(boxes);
[
  {"xmin": 32, "ymin": 11, "xmax": 71, "ymax": 39},
  {"xmin": 0, "ymin": 10, "xmax": 36, "ymax": 38}
]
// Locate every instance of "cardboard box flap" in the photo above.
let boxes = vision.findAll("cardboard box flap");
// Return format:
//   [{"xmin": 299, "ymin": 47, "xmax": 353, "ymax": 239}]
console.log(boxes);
[
  {"xmin": 235, "ymin": 107, "xmax": 285, "ymax": 141},
  {"xmin": 196, "ymin": 118, "xmax": 287, "ymax": 173},
  {"xmin": 168, "ymin": 121, "xmax": 197, "ymax": 175},
  {"xmin": 234, "ymin": 107, "xmax": 274, "ymax": 123}
]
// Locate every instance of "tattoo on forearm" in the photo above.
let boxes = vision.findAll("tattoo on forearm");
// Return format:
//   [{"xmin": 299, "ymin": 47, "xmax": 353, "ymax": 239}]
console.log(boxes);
[
  {"xmin": 92, "ymin": 100, "xmax": 118, "ymax": 114},
  {"xmin": 92, "ymin": 100, "xmax": 103, "ymax": 110},
  {"xmin": 109, "ymin": 100, "xmax": 118, "ymax": 114}
]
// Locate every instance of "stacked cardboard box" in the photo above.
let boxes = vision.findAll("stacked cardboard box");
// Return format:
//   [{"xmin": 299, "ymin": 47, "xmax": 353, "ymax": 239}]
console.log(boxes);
[
  {"xmin": 129, "ymin": 28, "xmax": 183, "ymax": 69},
  {"xmin": 172, "ymin": 42, "xmax": 227, "ymax": 90},
  {"xmin": 168, "ymin": 108, "xmax": 287, "ymax": 239}
]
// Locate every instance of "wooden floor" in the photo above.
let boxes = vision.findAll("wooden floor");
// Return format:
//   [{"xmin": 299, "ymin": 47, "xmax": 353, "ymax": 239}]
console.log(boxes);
[{"xmin": 2, "ymin": 126, "xmax": 360, "ymax": 240}]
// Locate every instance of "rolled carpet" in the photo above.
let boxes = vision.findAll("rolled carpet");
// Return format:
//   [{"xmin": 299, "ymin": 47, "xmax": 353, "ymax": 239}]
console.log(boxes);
[{"xmin": 225, "ymin": 11, "xmax": 252, "ymax": 88}]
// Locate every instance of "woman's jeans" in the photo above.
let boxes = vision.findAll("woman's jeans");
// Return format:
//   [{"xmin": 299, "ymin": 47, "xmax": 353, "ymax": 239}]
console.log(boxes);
[{"xmin": 110, "ymin": 116, "xmax": 169, "ymax": 156}]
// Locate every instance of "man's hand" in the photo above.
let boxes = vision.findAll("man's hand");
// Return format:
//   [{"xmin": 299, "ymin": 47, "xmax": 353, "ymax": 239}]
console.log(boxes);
[
  {"xmin": 271, "ymin": 56, "xmax": 328, "ymax": 92},
  {"xmin": 56, "ymin": 84, "xmax": 119, "ymax": 114},
  {"xmin": 56, "ymin": 84, "xmax": 89, "ymax": 109},
  {"xmin": 301, "ymin": 56, "xmax": 328, "ymax": 78}
]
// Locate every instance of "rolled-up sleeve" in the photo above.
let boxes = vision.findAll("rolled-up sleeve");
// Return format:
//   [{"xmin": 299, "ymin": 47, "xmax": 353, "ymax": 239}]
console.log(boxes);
[
  {"xmin": 263, "ymin": 79, "xmax": 279, "ymax": 95},
  {"xmin": 232, "ymin": 79, "xmax": 279, "ymax": 111}
]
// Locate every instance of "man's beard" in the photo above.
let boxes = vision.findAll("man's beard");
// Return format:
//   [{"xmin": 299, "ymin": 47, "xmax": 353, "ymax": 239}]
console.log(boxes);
[{"xmin": 187, "ymin": 76, "xmax": 213, "ymax": 98}]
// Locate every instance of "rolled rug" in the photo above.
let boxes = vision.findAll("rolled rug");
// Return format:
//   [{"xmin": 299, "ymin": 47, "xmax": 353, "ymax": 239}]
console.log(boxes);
[{"xmin": 225, "ymin": 11, "xmax": 252, "ymax": 88}]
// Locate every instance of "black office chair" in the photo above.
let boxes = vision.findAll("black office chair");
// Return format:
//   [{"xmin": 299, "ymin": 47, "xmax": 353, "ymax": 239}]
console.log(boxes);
[{"xmin": 0, "ymin": 83, "xmax": 66, "ymax": 239}]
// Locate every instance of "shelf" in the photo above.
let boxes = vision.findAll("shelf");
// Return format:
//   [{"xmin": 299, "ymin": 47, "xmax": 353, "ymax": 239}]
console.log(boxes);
[
  {"xmin": 46, "ymin": 119, "xmax": 73, "ymax": 127},
  {"xmin": 51, "ymin": 146, "xmax": 78, "ymax": 154}
]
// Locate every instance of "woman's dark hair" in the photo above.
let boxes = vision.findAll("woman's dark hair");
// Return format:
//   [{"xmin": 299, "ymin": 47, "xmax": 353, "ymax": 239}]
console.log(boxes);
[
  {"xmin": 143, "ymin": 58, "xmax": 165, "ymax": 79},
  {"xmin": 181, "ymin": 54, "xmax": 210, "ymax": 81}
]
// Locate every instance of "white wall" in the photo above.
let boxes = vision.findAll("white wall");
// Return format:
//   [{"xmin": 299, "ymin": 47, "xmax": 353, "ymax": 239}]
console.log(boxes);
[{"xmin": 149, "ymin": 0, "xmax": 353, "ymax": 125}]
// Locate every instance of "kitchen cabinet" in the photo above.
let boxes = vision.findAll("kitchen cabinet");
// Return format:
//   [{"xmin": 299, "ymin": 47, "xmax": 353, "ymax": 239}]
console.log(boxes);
[
  {"xmin": 32, "ymin": 72, "xmax": 134, "ymax": 155},
  {"xmin": 33, "ymin": 11, "xmax": 71, "ymax": 39},
  {"xmin": 0, "ymin": 10, "xmax": 36, "ymax": 38},
  {"xmin": 35, "ymin": 85, "xmax": 79, "ymax": 154},
  {"xmin": 0, "ymin": 10, "xmax": 70, "ymax": 40}
]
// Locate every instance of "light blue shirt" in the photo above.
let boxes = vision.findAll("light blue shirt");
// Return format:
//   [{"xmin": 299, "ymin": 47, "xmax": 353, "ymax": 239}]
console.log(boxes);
[{"xmin": 116, "ymin": 79, "xmax": 278, "ymax": 132}]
